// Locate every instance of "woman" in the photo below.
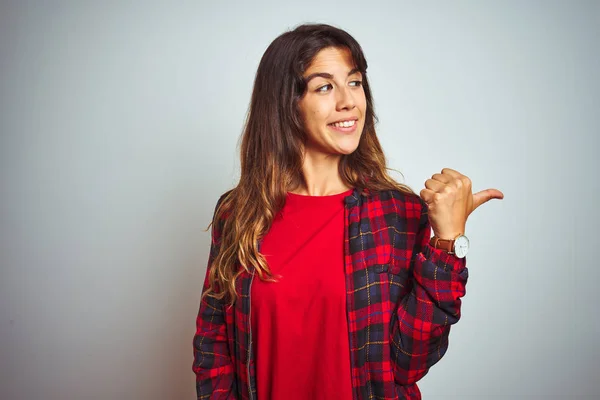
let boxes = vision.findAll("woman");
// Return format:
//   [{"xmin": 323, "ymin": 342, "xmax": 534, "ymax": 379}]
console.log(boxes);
[{"xmin": 192, "ymin": 23, "xmax": 503, "ymax": 400}]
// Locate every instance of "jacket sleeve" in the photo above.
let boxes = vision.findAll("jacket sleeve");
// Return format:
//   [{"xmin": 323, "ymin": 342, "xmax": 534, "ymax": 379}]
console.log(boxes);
[
  {"xmin": 192, "ymin": 193, "xmax": 237, "ymax": 399},
  {"xmin": 390, "ymin": 197, "xmax": 469, "ymax": 385}
]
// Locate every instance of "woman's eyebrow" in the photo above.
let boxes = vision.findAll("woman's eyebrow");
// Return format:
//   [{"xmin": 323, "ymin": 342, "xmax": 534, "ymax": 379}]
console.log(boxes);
[{"xmin": 304, "ymin": 68, "xmax": 361, "ymax": 83}]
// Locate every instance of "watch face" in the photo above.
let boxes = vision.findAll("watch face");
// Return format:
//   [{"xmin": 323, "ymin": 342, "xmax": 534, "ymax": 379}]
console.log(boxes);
[{"xmin": 454, "ymin": 235, "xmax": 470, "ymax": 258}]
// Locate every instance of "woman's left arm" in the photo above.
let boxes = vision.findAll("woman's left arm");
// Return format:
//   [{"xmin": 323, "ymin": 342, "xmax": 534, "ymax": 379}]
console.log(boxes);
[
  {"xmin": 390, "ymin": 202, "xmax": 467, "ymax": 385},
  {"xmin": 390, "ymin": 168, "xmax": 503, "ymax": 385}
]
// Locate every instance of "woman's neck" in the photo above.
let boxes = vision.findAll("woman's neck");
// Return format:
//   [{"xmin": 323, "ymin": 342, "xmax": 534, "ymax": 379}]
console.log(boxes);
[{"xmin": 288, "ymin": 152, "xmax": 352, "ymax": 196}]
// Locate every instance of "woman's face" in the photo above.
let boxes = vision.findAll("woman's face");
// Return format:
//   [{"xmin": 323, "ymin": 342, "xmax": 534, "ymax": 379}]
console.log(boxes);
[{"xmin": 298, "ymin": 47, "xmax": 367, "ymax": 159}]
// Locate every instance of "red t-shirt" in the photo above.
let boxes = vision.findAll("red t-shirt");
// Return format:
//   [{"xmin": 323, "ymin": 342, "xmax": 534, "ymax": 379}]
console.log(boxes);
[{"xmin": 251, "ymin": 189, "xmax": 354, "ymax": 400}]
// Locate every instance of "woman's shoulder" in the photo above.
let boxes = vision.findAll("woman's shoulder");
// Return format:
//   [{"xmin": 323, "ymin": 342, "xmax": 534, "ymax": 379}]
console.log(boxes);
[
  {"xmin": 215, "ymin": 189, "xmax": 235, "ymax": 208},
  {"xmin": 368, "ymin": 187, "xmax": 426, "ymax": 209},
  {"xmin": 365, "ymin": 188, "xmax": 428, "ymax": 227},
  {"xmin": 210, "ymin": 189, "xmax": 235, "ymax": 228}
]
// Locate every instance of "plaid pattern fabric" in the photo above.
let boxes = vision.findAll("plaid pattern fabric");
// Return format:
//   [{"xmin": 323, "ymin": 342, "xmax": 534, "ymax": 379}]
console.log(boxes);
[{"xmin": 193, "ymin": 188, "xmax": 468, "ymax": 399}]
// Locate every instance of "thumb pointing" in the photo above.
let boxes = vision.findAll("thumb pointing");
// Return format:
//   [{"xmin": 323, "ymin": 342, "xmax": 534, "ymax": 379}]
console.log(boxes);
[{"xmin": 472, "ymin": 189, "xmax": 504, "ymax": 210}]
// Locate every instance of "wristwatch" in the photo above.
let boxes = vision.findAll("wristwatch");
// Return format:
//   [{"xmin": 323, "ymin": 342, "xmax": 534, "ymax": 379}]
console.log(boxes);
[{"xmin": 429, "ymin": 234, "xmax": 470, "ymax": 258}]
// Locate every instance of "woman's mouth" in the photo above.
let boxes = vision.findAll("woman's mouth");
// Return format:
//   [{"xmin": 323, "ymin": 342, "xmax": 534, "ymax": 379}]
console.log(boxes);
[{"xmin": 328, "ymin": 119, "xmax": 357, "ymax": 133}]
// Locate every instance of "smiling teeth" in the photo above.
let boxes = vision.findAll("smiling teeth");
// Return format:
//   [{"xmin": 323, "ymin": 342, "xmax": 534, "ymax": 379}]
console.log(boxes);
[{"xmin": 332, "ymin": 120, "xmax": 356, "ymax": 128}]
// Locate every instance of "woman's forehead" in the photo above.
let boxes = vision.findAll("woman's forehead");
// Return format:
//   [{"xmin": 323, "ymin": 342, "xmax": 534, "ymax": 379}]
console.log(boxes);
[{"xmin": 304, "ymin": 47, "xmax": 358, "ymax": 76}]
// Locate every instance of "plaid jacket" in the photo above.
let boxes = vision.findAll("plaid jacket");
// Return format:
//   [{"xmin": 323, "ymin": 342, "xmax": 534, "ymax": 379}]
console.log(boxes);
[{"xmin": 193, "ymin": 187, "xmax": 468, "ymax": 399}]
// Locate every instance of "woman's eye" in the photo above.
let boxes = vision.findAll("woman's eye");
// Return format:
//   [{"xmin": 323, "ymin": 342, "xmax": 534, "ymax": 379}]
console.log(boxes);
[
  {"xmin": 316, "ymin": 81, "xmax": 362, "ymax": 92},
  {"xmin": 316, "ymin": 84, "xmax": 333, "ymax": 93}
]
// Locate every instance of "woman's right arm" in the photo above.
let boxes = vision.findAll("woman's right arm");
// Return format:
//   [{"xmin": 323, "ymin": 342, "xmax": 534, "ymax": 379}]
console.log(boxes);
[{"xmin": 192, "ymin": 193, "xmax": 237, "ymax": 399}]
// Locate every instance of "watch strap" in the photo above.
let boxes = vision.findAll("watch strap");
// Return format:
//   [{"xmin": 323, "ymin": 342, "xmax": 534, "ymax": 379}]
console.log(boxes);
[{"xmin": 429, "ymin": 236, "xmax": 456, "ymax": 254}]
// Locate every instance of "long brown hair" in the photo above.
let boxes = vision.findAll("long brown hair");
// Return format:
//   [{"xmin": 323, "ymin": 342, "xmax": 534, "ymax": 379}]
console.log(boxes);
[{"xmin": 202, "ymin": 23, "xmax": 413, "ymax": 307}]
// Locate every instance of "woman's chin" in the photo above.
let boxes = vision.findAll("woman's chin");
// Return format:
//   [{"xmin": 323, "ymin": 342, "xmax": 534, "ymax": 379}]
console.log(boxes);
[
  {"xmin": 335, "ymin": 139, "xmax": 361, "ymax": 155},
  {"xmin": 338, "ymin": 147, "xmax": 359, "ymax": 155}
]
